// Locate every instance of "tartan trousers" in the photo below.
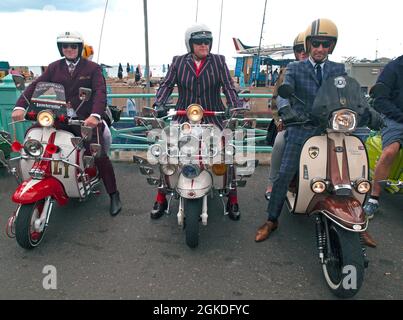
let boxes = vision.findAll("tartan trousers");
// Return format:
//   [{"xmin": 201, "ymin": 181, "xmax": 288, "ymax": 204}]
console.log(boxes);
[{"xmin": 266, "ymin": 126, "xmax": 319, "ymax": 221}]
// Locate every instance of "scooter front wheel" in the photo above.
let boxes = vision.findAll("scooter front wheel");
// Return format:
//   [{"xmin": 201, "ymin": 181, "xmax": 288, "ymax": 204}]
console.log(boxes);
[
  {"xmin": 322, "ymin": 223, "xmax": 365, "ymax": 298},
  {"xmin": 184, "ymin": 198, "xmax": 202, "ymax": 249},
  {"xmin": 15, "ymin": 200, "xmax": 47, "ymax": 249}
]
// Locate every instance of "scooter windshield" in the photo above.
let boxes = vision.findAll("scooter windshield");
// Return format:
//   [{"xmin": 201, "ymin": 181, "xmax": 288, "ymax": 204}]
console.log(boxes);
[
  {"xmin": 31, "ymin": 82, "xmax": 66, "ymax": 107},
  {"xmin": 311, "ymin": 75, "xmax": 369, "ymax": 125}
]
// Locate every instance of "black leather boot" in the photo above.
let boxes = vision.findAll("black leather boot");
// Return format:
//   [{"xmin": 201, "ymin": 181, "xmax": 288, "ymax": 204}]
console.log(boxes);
[
  {"xmin": 109, "ymin": 191, "xmax": 122, "ymax": 216},
  {"xmin": 227, "ymin": 202, "xmax": 241, "ymax": 221},
  {"xmin": 150, "ymin": 201, "xmax": 167, "ymax": 219}
]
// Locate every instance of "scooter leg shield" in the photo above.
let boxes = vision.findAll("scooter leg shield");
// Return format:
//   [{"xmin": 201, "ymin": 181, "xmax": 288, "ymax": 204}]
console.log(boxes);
[{"xmin": 12, "ymin": 177, "xmax": 69, "ymax": 206}]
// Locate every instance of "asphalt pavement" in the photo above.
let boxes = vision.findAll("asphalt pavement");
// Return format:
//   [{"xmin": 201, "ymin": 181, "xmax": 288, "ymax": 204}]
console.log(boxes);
[{"xmin": 0, "ymin": 163, "xmax": 402, "ymax": 300}]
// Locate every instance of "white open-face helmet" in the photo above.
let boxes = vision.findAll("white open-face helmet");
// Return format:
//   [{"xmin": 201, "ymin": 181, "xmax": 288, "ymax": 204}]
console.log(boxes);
[
  {"xmin": 57, "ymin": 31, "xmax": 84, "ymax": 57},
  {"xmin": 185, "ymin": 23, "xmax": 213, "ymax": 53}
]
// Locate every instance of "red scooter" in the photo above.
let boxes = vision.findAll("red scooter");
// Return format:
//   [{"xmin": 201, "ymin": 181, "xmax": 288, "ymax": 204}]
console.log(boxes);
[{"xmin": 1, "ymin": 77, "xmax": 102, "ymax": 249}]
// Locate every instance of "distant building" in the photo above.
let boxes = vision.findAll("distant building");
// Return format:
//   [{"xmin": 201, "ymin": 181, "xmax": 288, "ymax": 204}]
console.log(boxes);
[{"xmin": 344, "ymin": 58, "xmax": 391, "ymax": 94}]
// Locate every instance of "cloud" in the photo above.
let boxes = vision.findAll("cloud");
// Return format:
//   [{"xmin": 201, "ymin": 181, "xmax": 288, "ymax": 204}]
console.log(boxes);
[{"xmin": 0, "ymin": 0, "xmax": 105, "ymax": 12}]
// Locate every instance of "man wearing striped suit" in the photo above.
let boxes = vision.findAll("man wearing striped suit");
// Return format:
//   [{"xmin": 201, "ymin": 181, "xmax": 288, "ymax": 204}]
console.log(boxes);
[{"xmin": 151, "ymin": 23, "xmax": 243, "ymax": 220}]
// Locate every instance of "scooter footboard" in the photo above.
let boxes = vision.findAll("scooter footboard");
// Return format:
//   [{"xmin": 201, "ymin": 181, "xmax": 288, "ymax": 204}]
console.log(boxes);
[
  {"xmin": 12, "ymin": 177, "xmax": 68, "ymax": 206},
  {"xmin": 308, "ymin": 194, "xmax": 367, "ymax": 231}
]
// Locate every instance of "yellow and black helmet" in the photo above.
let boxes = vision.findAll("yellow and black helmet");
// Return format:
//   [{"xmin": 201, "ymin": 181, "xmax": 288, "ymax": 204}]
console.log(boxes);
[
  {"xmin": 293, "ymin": 31, "xmax": 305, "ymax": 58},
  {"xmin": 304, "ymin": 18, "xmax": 338, "ymax": 54},
  {"xmin": 293, "ymin": 31, "xmax": 305, "ymax": 49}
]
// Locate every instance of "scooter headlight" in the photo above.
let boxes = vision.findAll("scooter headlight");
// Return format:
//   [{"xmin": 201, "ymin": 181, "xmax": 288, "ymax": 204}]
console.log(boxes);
[
  {"xmin": 182, "ymin": 164, "xmax": 200, "ymax": 179},
  {"xmin": 180, "ymin": 122, "xmax": 192, "ymax": 134},
  {"xmin": 330, "ymin": 109, "xmax": 357, "ymax": 132},
  {"xmin": 150, "ymin": 144, "xmax": 162, "ymax": 158},
  {"xmin": 161, "ymin": 164, "xmax": 176, "ymax": 176},
  {"xmin": 186, "ymin": 104, "xmax": 204, "ymax": 123},
  {"xmin": 224, "ymin": 145, "xmax": 236, "ymax": 157},
  {"xmin": 311, "ymin": 178, "xmax": 327, "ymax": 193},
  {"xmin": 37, "ymin": 110, "xmax": 55, "ymax": 127},
  {"xmin": 23, "ymin": 139, "xmax": 44, "ymax": 157},
  {"xmin": 354, "ymin": 179, "xmax": 371, "ymax": 194}
]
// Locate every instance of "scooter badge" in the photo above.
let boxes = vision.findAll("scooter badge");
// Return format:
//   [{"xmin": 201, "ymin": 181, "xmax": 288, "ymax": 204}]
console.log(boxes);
[{"xmin": 308, "ymin": 146, "xmax": 319, "ymax": 159}]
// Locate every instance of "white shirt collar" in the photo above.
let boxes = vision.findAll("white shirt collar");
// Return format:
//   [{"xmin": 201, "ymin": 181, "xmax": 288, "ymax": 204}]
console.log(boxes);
[
  {"xmin": 309, "ymin": 56, "xmax": 326, "ymax": 68},
  {"xmin": 65, "ymin": 58, "xmax": 80, "ymax": 67}
]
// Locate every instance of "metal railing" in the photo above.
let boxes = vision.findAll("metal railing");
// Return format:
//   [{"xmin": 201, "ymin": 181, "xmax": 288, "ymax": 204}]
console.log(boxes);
[{"xmin": 108, "ymin": 93, "xmax": 274, "ymax": 153}]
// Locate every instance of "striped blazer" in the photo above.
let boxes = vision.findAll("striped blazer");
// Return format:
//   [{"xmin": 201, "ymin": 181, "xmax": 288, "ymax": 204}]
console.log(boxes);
[{"xmin": 155, "ymin": 53, "xmax": 242, "ymax": 127}]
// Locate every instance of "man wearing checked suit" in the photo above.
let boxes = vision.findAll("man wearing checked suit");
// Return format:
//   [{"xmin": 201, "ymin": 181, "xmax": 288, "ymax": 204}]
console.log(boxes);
[
  {"xmin": 254, "ymin": 18, "xmax": 377, "ymax": 247},
  {"xmin": 150, "ymin": 23, "xmax": 244, "ymax": 221}
]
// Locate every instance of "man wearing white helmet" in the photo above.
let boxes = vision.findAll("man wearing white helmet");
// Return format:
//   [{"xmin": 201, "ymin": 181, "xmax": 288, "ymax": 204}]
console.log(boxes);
[
  {"xmin": 12, "ymin": 31, "xmax": 122, "ymax": 216},
  {"xmin": 150, "ymin": 23, "xmax": 244, "ymax": 220}
]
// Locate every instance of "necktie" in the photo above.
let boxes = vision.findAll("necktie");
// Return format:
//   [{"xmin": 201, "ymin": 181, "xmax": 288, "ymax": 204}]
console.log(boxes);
[
  {"xmin": 68, "ymin": 63, "xmax": 75, "ymax": 75},
  {"xmin": 315, "ymin": 64, "xmax": 322, "ymax": 86}
]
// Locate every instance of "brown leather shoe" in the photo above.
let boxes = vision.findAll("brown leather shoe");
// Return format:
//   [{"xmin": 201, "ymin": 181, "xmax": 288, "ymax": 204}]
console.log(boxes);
[
  {"xmin": 361, "ymin": 231, "xmax": 377, "ymax": 248},
  {"xmin": 255, "ymin": 220, "xmax": 279, "ymax": 242}
]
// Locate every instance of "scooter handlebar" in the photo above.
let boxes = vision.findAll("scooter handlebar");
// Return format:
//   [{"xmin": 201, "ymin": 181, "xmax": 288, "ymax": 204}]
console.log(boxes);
[{"xmin": 68, "ymin": 119, "xmax": 85, "ymax": 126}]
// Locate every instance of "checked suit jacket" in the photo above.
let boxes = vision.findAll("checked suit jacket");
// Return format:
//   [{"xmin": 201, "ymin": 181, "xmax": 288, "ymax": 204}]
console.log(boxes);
[
  {"xmin": 155, "ymin": 52, "xmax": 242, "ymax": 128},
  {"xmin": 277, "ymin": 58, "xmax": 346, "ymax": 144}
]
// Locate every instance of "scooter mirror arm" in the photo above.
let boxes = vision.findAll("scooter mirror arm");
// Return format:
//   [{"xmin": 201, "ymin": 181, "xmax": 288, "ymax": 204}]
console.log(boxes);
[
  {"xmin": 0, "ymin": 154, "xmax": 23, "ymax": 184},
  {"xmin": 74, "ymin": 100, "xmax": 86, "ymax": 115},
  {"xmin": 291, "ymin": 93, "xmax": 306, "ymax": 106},
  {"xmin": 65, "ymin": 140, "xmax": 85, "ymax": 159}
]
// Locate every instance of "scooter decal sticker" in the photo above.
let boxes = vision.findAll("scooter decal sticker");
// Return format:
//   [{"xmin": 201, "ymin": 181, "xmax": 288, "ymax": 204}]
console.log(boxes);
[{"xmin": 308, "ymin": 146, "xmax": 319, "ymax": 159}]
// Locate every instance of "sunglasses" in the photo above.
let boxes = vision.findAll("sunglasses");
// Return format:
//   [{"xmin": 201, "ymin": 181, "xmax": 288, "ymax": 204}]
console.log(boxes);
[
  {"xmin": 294, "ymin": 45, "xmax": 305, "ymax": 53},
  {"xmin": 193, "ymin": 39, "xmax": 211, "ymax": 46},
  {"xmin": 62, "ymin": 44, "xmax": 79, "ymax": 49},
  {"xmin": 311, "ymin": 40, "xmax": 332, "ymax": 49}
]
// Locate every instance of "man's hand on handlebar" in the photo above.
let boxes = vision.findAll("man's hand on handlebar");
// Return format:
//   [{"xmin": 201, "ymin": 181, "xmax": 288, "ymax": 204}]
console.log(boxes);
[
  {"xmin": 11, "ymin": 109, "xmax": 25, "ymax": 122},
  {"xmin": 84, "ymin": 115, "xmax": 100, "ymax": 128},
  {"xmin": 153, "ymin": 103, "xmax": 167, "ymax": 118}
]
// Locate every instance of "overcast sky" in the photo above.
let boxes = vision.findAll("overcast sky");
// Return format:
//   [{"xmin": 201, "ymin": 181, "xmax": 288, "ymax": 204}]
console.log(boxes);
[{"xmin": 1, "ymin": 0, "xmax": 402, "ymax": 68}]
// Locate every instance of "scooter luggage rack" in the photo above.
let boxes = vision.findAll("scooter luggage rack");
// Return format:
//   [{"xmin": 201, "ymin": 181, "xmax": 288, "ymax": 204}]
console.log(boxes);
[{"xmin": 313, "ymin": 209, "xmax": 369, "ymax": 232}]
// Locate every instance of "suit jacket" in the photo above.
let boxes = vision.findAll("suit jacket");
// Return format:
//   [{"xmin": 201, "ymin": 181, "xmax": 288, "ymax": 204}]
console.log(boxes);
[
  {"xmin": 374, "ymin": 55, "xmax": 403, "ymax": 122},
  {"xmin": 16, "ymin": 58, "xmax": 107, "ymax": 119},
  {"xmin": 155, "ymin": 53, "xmax": 242, "ymax": 127},
  {"xmin": 277, "ymin": 58, "xmax": 346, "ymax": 144}
]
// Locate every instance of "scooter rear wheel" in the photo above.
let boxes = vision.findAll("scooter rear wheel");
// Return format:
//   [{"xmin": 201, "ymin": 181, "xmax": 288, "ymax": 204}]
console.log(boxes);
[
  {"xmin": 322, "ymin": 223, "xmax": 365, "ymax": 298},
  {"xmin": 184, "ymin": 198, "xmax": 202, "ymax": 249},
  {"xmin": 15, "ymin": 200, "xmax": 47, "ymax": 249}
]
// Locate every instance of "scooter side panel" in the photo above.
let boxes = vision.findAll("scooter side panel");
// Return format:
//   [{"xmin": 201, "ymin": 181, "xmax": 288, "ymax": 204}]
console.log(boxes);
[
  {"xmin": 344, "ymin": 134, "xmax": 369, "ymax": 204},
  {"xmin": 294, "ymin": 135, "xmax": 327, "ymax": 214},
  {"xmin": 52, "ymin": 130, "xmax": 82, "ymax": 198}
]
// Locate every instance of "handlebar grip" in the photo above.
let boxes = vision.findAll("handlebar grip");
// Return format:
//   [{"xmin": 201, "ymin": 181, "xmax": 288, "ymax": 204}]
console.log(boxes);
[{"xmin": 68, "ymin": 119, "xmax": 84, "ymax": 126}]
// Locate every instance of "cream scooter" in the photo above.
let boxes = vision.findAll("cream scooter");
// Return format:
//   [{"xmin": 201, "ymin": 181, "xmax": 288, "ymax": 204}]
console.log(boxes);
[{"xmin": 278, "ymin": 75, "xmax": 379, "ymax": 298}]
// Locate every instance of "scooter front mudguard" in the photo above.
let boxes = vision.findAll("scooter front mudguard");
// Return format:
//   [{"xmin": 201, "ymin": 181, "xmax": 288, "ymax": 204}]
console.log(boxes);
[
  {"xmin": 308, "ymin": 194, "xmax": 367, "ymax": 232},
  {"xmin": 12, "ymin": 177, "xmax": 69, "ymax": 206},
  {"xmin": 176, "ymin": 170, "xmax": 212, "ymax": 199}
]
